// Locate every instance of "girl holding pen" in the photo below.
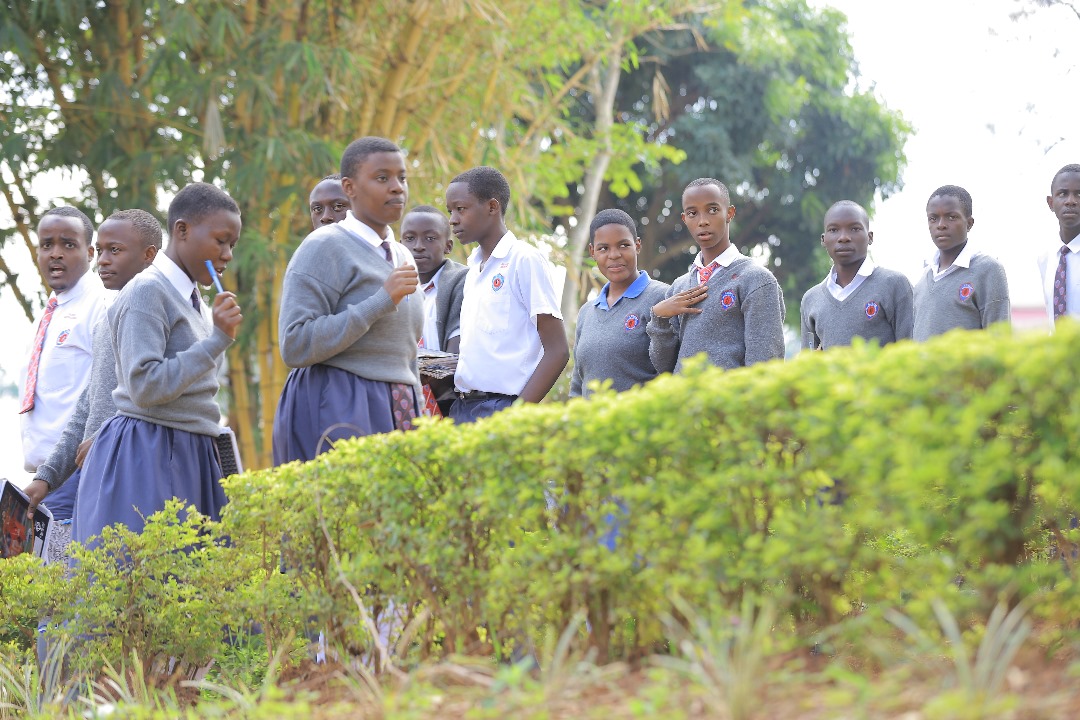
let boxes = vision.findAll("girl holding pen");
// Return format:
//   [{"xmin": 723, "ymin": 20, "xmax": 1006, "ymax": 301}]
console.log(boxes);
[
  {"xmin": 272, "ymin": 137, "xmax": 424, "ymax": 464},
  {"xmin": 74, "ymin": 183, "xmax": 243, "ymax": 546}
]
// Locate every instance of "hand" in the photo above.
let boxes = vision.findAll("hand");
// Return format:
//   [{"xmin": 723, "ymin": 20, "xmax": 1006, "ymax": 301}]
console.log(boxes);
[
  {"xmin": 652, "ymin": 284, "xmax": 708, "ymax": 318},
  {"xmin": 384, "ymin": 264, "xmax": 419, "ymax": 305},
  {"xmin": 75, "ymin": 437, "xmax": 94, "ymax": 467},
  {"xmin": 212, "ymin": 291, "xmax": 243, "ymax": 339},
  {"xmin": 25, "ymin": 479, "xmax": 49, "ymax": 516}
]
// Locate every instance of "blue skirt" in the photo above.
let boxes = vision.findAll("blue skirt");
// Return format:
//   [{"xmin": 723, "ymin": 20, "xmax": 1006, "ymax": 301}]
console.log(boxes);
[
  {"xmin": 73, "ymin": 415, "xmax": 227, "ymax": 547},
  {"xmin": 272, "ymin": 364, "xmax": 412, "ymax": 465}
]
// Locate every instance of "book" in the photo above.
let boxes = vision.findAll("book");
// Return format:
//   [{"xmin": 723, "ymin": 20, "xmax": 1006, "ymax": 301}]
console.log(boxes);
[
  {"xmin": 215, "ymin": 427, "xmax": 243, "ymax": 477},
  {"xmin": 1, "ymin": 478, "xmax": 52, "ymax": 559},
  {"xmin": 418, "ymin": 349, "xmax": 458, "ymax": 380}
]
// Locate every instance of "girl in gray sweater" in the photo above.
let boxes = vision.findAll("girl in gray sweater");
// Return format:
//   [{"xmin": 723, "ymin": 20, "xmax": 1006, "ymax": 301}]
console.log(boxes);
[{"xmin": 273, "ymin": 137, "xmax": 424, "ymax": 464}]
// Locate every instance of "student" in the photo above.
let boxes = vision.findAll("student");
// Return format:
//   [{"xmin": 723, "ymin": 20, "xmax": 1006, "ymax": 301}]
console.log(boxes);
[
  {"xmin": 913, "ymin": 185, "xmax": 1010, "ymax": 340},
  {"xmin": 19, "ymin": 207, "xmax": 108, "ymax": 515},
  {"xmin": 1039, "ymin": 164, "xmax": 1080, "ymax": 328},
  {"xmin": 309, "ymin": 173, "xmax": 350, "ymax": 229},
  {"xmin": 273, "ymin": 137, "xmax": 424, "ymax": 464},
  {"xmin": 73, "ymin": 184, "xmax": 243, "ymax": 545},
  {"xmin": 26, "ymin": 210, "xmax": 162, "ymax": 522},
  {"xmin": 801, "ymin": 200, "xmax": 913, "ymax": 350},
  {"xmin": 446, "ymin": 166, "xmax": 569, "ymax": 423},
  {"xmin": 647, "ymin": 178, "xmax": 785, "ymax": 372},
  {"xmin": 401, "ymin": 205, "xmax": 467, "ymax": 416},
  {"xmin": 570, "ymin": 209, "xmax": 669, "ymax": 397}
]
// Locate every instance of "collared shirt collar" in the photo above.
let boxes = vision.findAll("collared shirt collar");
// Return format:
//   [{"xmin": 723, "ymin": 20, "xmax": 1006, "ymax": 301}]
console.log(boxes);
[
  {"xmin": 340, "ymin": 211, "xmax": 393, "ymax": 249},
  {"xmin": 468, "ymin": 230, "xmax": 517, "ymax": 268},
  {"xmin": 54, "ymin": 270, "xmax": 99, "ymax": 307},
  {"xmin": 154, "ymin": 253, "xmax": 197, "ymax": 301},
  {"xmin": 423, "ymin": 262, "xmax": 447, "ymax": 293},
  {"xmin": 1064, "ymin": 233, "xmax": 1080, "ymax": 253},
  {"xmin": 594, "ymin": 270, "xmax": 650, "ymax": 310},
  {"xmin": 693, "ymin": 244, "xmax": 742, "ymax": 270},
  {"xmin": 929, "ymin": 242, "xmax": 980, "ymax": 272},
  {"xmin": 827, "ymin": 257, "xmax": 876, "ymax": 293}
]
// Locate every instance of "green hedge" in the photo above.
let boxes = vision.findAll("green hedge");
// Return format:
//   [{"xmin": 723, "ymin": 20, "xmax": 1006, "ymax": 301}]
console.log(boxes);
[{"xmin": 5, "ymin": 322, "xmax": 1080, "ymax": 668}]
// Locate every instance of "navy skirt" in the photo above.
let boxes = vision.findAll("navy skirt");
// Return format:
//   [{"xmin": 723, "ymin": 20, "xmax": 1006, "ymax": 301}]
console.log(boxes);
[
  {"xmin": 73, "ymin": 415, "xmax": 227, "ymax": 547},
  {"xmin": 272, "ymin": 364, "xmax": 416, "ymax": 465}
]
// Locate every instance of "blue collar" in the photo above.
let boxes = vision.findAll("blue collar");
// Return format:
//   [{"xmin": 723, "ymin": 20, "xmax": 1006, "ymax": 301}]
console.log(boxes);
[{"xmin": 594, "ymin": 270, "xmax": 650, "ymax": 311}]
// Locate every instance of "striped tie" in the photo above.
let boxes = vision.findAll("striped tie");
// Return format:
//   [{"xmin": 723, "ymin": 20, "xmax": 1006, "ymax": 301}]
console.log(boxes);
[
  {"xmin": 697, "ymin": 260, "xmax": 720, "ymax": 285},
  {"xmin": 19, "ymin": 297, "xmax": 59, "ymax": 414}
]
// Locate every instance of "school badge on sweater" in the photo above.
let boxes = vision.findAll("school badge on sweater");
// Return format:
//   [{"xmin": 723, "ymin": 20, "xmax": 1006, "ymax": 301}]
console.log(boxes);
[
  {"xmin": 865, "ymin": 301, "xmax": 879, "ymax": 318},
  {"xmin": 958, "ymin": 283, "xmax": 974, "ymax": 301}
]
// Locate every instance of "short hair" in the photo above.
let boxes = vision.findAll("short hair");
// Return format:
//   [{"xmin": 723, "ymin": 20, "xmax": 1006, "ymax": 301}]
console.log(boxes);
[
  {"xmin": 322, "ymin": 173, "xmax": 342, "ymax": 181},
  {"xmin": 824, "ymin": 199, "xmax": 870, "ymax": 225},
  {"xmin": 340, "ymin": 137, "xmax": 401, "ymax": 179},
  {"xmin": 404, "ymin": 204, "xmax": 450, "ymax": 235},
  {"xmin": 167, "ymin": 182, "xmax": 240, "ymax": 233},
  {"xmin": 450, "ymin": 166, "xmax": 511, "ymax": 216},
  {"xmin": 41, "ymin": 206, "xmax": 94, "ymax": 246},
  {"xmin": 589, "ymin": 209, "xmax": 637, "ymax": 243},
  {"xmin": 1052, "ymin": 164, "xmax": 1080, "ymax": 189},
  {"xmin": 684, "ymin": 177, "xmax": 730, "ymax": 204},
  {"xmin": 928, "ymin": 185, "xmax": 973, "ymax": 217},
  {"xmin": 107, "ymin": 209, "xmax": 164, "ymax": 250}
]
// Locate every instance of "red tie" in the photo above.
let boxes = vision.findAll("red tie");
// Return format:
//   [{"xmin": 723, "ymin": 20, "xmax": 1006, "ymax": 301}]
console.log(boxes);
[
  {"xmin": 698, "ymin": 260, "xmax": 720, "ymax": 285},
  {"xmin": 1054, "ymin": 245, "xmax": 1069, "ymax": 320},
  {"xmin": 421, "ymin": 385, "xmax": 442, "ymax": 418},
  {"xmin": 20, "ymin": 297, "xmax": 59, "ymax": 414}
]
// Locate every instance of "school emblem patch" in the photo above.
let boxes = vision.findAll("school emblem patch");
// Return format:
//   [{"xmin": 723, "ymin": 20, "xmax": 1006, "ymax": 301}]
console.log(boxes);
[
  {"xmin": 624, "ymin": 313, "xmax": 640, "ymax": 331},
  {"xmin": 492, "ymin": 273, "xmax": 505, "ymax": 292},
  {"xmin": 55, "ymin": 329, "xmax": 70, "ymax": 346},
  {"xmin": 865, "ymin": 301, "xmax": 879, "ymax": 319},
  {"xmin": 720, "ymin": 291, "xmax": 736, "ymax": 309},
  {"xmin": 958, "ymin": 283, "xmax": 974, "ymax": 301}
]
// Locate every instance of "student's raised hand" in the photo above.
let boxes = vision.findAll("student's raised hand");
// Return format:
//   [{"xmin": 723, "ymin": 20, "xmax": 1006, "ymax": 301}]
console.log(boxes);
[
  {"xmin": 75, "ymin": 438, "xmax": 94, "ymax": 468},
  {"xmin": 652, "ymin": 284, "xmax": 708, "ymax": 318},
  {"xmin": 212, "ymin": 291, "xmax": 243, "ymax": 339},
  {"xmin": 384, "ymin": 263, "xmax": 419, "ymax": 305}
]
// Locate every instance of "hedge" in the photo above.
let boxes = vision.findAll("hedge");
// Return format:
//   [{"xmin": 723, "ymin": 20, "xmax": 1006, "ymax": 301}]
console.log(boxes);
[{"xmin": 4, "ymin": 322, "xmax": 1080, "ymax": 668}]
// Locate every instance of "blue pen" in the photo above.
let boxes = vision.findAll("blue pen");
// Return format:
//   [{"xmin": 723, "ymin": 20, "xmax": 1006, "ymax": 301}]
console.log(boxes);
[{"xmin": 205, "ymin": 260, "xmax": 224, "ymax": 294}]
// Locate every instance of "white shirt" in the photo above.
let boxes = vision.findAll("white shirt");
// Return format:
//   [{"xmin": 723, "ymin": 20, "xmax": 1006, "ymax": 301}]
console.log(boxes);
[
  {"xmin": 826, "ymin": 257, "xmax": 876, "ymax": 301},
  {"xmin": 692, "ymin": 245, "xmax": 743, "ymax": 274},
  {"xmin": 340, "ymin": 211, "xmax": 396, "ymax": 251},
  {"xmin": 420, "ymin": 264, "xmax": 444, "ymax": 351},
  {"xmin": 455, "ymin": 232, "xmax": 562, "ymax": 395},
  {"xmin": 19, "ymin": 271, "xmax": 111, "ymax": 471},
  {"xmin": 928, "ymin": 243, "xmax": 981, "ymax": 282},
  {"xmin": 1037, "ymin": 232, "xmax": 1080, "ymax": 329}
]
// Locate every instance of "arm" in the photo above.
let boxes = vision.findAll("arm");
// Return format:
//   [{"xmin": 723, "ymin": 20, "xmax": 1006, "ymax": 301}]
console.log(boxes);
[
  {"xmin": 800, "ymin": 302, "xmax": 818, "ymax": 350},
  {"xmin": 33, "ymin": 384, "xmax": 91, "ymax": 491},
  {"xmin": 743, "ymin": 281, "xmax": 786, "ymax": 365},
  {"xmin": 278, "ymin": 268, "xmax": 412, "ymax": 368},
  {"xmin": 519, "ymin": 314, "xmax": 569, "ymax": 403},
  {"xmin": 569, "ymin": 311, "xmax": 585, "ymax": 397},
  {"xmin": 893, "ymin": 277, "xmax": 915, "ymax": 340},
  {"xmin": 118, "ymin": 305, "xmax": 233, "ymax": 409},
  {"xmin": 980, "ymin": 263, "xmax": 1012, "ymax": 328},
  {"xmin": 443, "ymin": 272, "xmax": 465, "ymax": 355}
]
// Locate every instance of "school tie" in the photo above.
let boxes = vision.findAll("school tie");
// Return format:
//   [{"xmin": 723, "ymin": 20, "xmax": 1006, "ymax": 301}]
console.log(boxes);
[
  {"xmin": 19, "ymin": 297, "xmax": 59, "ymax": 414},
  {"xmin": 421, "ymin": 385, "xmax": 442, "ymax": 419},
  {"xmin": 697, "ymin": 260, "xmax": 720, "ymax": 285},
  {"xmin": 380, "ymin": 240, "xmax": 393, "ymax": 264},
  {"xmin": 1053, "ymin": 245, "xmax": 1069, "ymax": 320},
  {"xmin": 390, "ymin": 383, "xmax": 419, "ymax": 430}
]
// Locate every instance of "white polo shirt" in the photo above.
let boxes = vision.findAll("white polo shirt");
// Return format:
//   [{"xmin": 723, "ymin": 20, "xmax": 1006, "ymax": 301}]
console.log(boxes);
[
  {"xmin": 19, "ymin": 271, "xmax": 110, "ymax": 471},
  {"xmin": 454, "ymin": 232, "xmax": 562, "ymax": 395},
  {"xmin": 1037, "ymin": 233, "xmax": 1080, "ymax": 329}
]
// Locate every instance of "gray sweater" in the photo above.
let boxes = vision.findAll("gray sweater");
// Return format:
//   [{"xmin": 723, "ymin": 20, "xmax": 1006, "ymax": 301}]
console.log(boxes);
[
  {"xmin": 647, "ymin": 256, "xmax": 786, "ymax": 373},
  {"xmin": 36, "ymin": 318, "xmax": 118, "ymax": 489},
  {"xmin": 279, "ymin": 224, "xmax": 424, "ymax": 386},
  {"xmin": 800, "ymin": 268, "xmax": 913, "ymax": 350},
  {"xmin": 111, "ymin": 267, "xmax": 233, "ymax": 436},
  {"xmin": 570, "ymin": 276, "xmax": 670, "ymax": 397},
  {"xmin": 912, "ymin": 253, "xmax": 1011, "ymax": 341}
]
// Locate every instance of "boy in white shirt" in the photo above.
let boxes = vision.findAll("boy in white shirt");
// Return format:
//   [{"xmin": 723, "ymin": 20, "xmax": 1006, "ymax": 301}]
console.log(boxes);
[
  {"xmin": 1039, "ymin": 164, "xmax": 1080, "ymax": 329},
  {"xmin": 445, "ymin": 166, "xmax": 569, "ymax": 423}
]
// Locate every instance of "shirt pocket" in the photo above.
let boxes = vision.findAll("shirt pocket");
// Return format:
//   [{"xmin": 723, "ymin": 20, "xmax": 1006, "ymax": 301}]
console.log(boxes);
[
  {"xmin": 38, "ymin": 348, "xmax": 80, "ymax": 392},
  {"xmin": 478, "ymin": 297, "xmax": 511, "ymax": 334}
]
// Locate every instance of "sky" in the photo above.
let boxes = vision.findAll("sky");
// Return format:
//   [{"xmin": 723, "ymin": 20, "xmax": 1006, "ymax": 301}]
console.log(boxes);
[{"xmin": 1, "ymin": 0, "xmax": 1079, "ymax": 481}]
